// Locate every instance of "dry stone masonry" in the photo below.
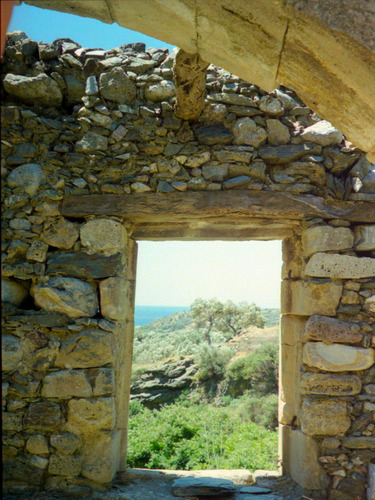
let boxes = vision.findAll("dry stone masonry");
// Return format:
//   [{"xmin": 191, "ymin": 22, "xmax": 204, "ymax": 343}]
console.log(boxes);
[{"xmin": 1, "ymin": 32, "xmax": 375, "ymax": 499}]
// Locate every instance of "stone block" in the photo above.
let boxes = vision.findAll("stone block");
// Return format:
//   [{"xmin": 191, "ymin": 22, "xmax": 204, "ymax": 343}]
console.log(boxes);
[
  {"xmin": 364, "ymin": 295, "xmax": 375, "ymax": 313},
  {"xmin": 303, "ymin": 342, "xmax": 374, "ymax": 371},
  {"xmin": 281, "ymin": 280, "xmax": 342, "ymax": 316},
  {"xmin": 55, "ymin": 330, "xmax": 112, "ymax": 369},
  {"xmin": 24, "ymin": 401, "xmax": 63, "ymax": 431},
  {"xmin": 3, "ymin": 73, "xmax": 62, "ymax": 107},
  {"xmin": 26, "ymin": 240, "xmax": 49, "ymax": 262},
  {"xmin": 301, "ymin": 399, "xmax": 351, "ymax": 436},
  {"xmin": 7, "ymin": 162, "xmax": 45, "ymax": 197},
  {"xmin": 99, "ymin": 67, "xmax": 136, "ymax": 104},
  {"xmin": 266, "ymin": 119, "xmax": 290, "ymax": 145},
  {"xmin": 41, "ymin": 370, "xmax": 92, "ymax": 398},
  {"xmin": 67, "ymin": 397, "xmax": 115, "ymax": 431},
  {"xmin": 354, "ymin": 225, "xmax": 375, "ymax": 251},
  {"xmin": 81, "ymin": 430, "xmax": 121, "ymax": 483},
  {"xmin": 342, "ymin": 437, "xmax": 375, "ymax": 449},
  {"xmin": 80, "ymin": 219, "xmax": 127, "ymax": 256},
  {"xmin": 26, "ymin": 435, "xmax": 49, "ymax": 455},
  {"xmin": 305, "ymin": 253, "xmax": 375, "ymax": 279},
  {"xmin": 232, "ymin": 117, "xmax": 267, "ymax": 147},
  {"xmin": 48, "ymin": 454, "xmax": 82, "ymax": 477},
  {"xmin": 41, "ymin": 217, "xmax": 79, "ymax": 250},
  {"xmin": 282, "ymin": 236, "xmax": 304, "ymax": 279},
  {"xmin": 302, "ymin": 226, "xmax": 354, "ymax": 257},
  {"xmin": 47, "ymin": 252, "xmax": 123, "ymax": 279},
  {"xmin": 300, "ymin": 373, "xmax": 362, "ymax": 396},
  {"xmin": 368, "ymin": 463, "xmax": 375, "ymax": 500},
  {"xmin": 144, "ymin": 80, "xmax": 175, "ymax": 102},
  {"xmin": 92, "ymin": 368, "xmax": 115, "ymax": 396},
  {"xmin": 2, "ymin": 334, "xmax": 23, "ymax": 372},
  {"xmin": 280, "ymin": 426, "xmax": 328, "ymax": 491},
  {"xmin": 33, "ymin": 277, "xmax": 98, "ymax": 319},
  {"xmin": 300, "ymin": 120, "xmax": 344, "ymax": 146},
  {"xmin": 75, "ymin": 132, "xmax": 108, "ymax": 153},
  {"xmin": 50, "ymin": 432, "xmax": 82, "ymax": 455},
  {"xmin": 302, "ymin": 315, "xmax": 362, "ymax": 344},
  {"xmin": 100, "ymin": 277, "xmax": 127, "ymax": 320},
  {"xmin": 1, "ymin": 279, "xmax": 28, "ymax": 307},
  {"xmin": 2, "ymin": 412, "xmax": 23, "ymax": 431}
]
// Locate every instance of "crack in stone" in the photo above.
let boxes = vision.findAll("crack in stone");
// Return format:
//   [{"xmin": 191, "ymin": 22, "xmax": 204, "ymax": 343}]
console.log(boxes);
[
  {"xmin": 104, "ymin": 0, "xmax": 116, "ymax": 24},
  {"xmin": 276, "ymin": 19, "xmax": 290, "ymax": 86}
]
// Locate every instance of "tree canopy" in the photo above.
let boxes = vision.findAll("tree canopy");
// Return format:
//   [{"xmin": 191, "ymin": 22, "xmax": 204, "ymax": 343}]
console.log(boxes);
[{"xmin": 190, "ymin": 298, "xmax": 265, "ymax": 344}]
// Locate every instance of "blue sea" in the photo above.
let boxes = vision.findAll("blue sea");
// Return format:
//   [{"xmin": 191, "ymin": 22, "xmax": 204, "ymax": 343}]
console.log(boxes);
[{"xmin": 134, "ymin": 305, "xmax": 189, "ymax": 326}]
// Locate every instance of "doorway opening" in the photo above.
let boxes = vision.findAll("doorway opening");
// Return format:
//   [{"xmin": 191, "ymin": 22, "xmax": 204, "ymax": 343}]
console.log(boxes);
[{"xmin": 128, "ymin": 240, "xmax": 282, "ymax": 473}]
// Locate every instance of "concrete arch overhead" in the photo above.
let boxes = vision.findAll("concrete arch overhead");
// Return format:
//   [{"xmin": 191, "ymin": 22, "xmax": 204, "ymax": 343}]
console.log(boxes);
[{"xmin": 25, "ymin": 0, "xmax": 375, "ymax": 160}]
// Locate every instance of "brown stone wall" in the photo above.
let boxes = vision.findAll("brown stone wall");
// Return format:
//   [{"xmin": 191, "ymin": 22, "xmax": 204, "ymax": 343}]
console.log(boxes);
[{"xmin": 1, "ymin": 32, "xmax": 374, "ymax": 498}]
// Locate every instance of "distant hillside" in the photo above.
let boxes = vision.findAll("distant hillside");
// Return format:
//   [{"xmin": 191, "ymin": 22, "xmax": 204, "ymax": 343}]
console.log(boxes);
[{"xmin": 133, "ymin": 308, "xmax": 280, "ymax": 364}]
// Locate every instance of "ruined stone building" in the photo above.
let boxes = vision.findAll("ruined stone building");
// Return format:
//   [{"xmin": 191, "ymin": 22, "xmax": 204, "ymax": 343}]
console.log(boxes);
[{"xmin": 1, "ymin": 1, "xmax": 375, "ymax": 499}]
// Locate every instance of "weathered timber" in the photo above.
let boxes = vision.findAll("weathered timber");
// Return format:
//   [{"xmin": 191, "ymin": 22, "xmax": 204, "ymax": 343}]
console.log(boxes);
[
  {"xmin": 61, "ymin": 191, "xmax": 375, "ymax": 223},
  {"xmin": 47, "ymin": 252, "xmax": 123, "ymax": 278},
  {"xmin": 173, "ymin": 49, "xmax": 209, "ymax": 120},
  {"xmin": 130, "ymin": 221, "xmax": 295, "ymax": 240}
]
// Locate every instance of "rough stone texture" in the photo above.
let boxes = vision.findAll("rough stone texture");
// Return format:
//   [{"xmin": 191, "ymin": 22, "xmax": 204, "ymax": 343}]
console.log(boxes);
[
  {"xmin": 99, "ymin": 67, "xmax": 136, "ymax": 104},
  {"xmin": 48, "ymin": 454, "xmax": 82, "ymax": 477},
  {"xmin": 173, "ymin": 49, "xmax": 209, "ymax": 120},
  {"xmin": 301, "ymin": 399, "xmax": 351, "ymax": 436},
  {"xmin": 303, "ymin": 342, "xmax": 375, "ymax": 372},
  {"xmin": 66, "ymin": 397, "xmax": 115, "ymax": 431},
  {"xmin": 99, "ymin": 277, "xmax": 127, "ymax": 320},
  {"xmin": 7, "ymin": 163, "xmax": 45, "ymax": 197},
  {"xmin": 354, "ymin": 225, "xmax": 375, "ymax": 251},
  {"xmin": 41, "ymin": 370, "xmax": 92, "ymax": 398},
  {"xmin": 55, "ymin": 330, "xmax": 112, "ymax": 369},
  {"xmin": 368, "ymin": 463, "xmax": 375, "ymax": 500},
  {"xmin": 302, "ymin": 226, "xmax": 354, "ymax": 257},
  {"xmin": 305, "ymin": 252, "xmax": 375, "ymax": 279},
  {"xmin": 92, "ymin": 368, "xmax": 115, "ymax": 396},
  {"xmin": 26, "ymin": 434, "xmax": 49, "ymax": 455},
  {"xmin": 50, "ymin": 432, "xmax": 82, "ymax": 455},
  {"xmin": 281, "ymin": 280, "xmax": 343, "ymax": 316},
  {"xmin": 47, "ymin": 252, "xmax": 123, "ymax": 279},
  {"xmin": 300, "ymin": 373, "xmax": 362, "ymax": 395},
  {"xmin": 1, "ymin": 278, "xmax": 28, "ymax": 307},
  {"xmin": 233, "ymin": 117, "xmax": 267, "ymax": 147},
  {"xmin": 80, "ymin": 219, "xmax": 126, "ymax": 256},
  {"xmin": 145, "ymin": 80, "xmax": 175, "ymax": 102},
  {"xmin": 342, "ymin": 437, "xmax": 375, "ymax": 449},
  {"xmin": 302, "ymin": 315, "xmax": 362, "ymax": 344},
  {"xmin": 300, "ymin": 120, "xmax": 344, "ymax": 146},
  {"xmin": 75, "ymin": 132, "xmax": 108, "ymax": 153},
  {"xmin": 26, "ymin": 239, "xmax": 49, "ymax": 262},
  {"xmin": 33, "ymin": 277, "xmax": 98, "ymax": 318},
  {"xmin": 24, "ymin": 401, "xmax": 62, "ymax": 431},
  {"xmin": 41, "ymin": 217, "xmax": 79, "ymax": 250},
  {"xmin": 2, "ymin": 334, "xmax": 24, "ymax": 372},
  {"xmin": 3, "ymin": 73, "xmax": 63, "ymax": 107},
  {"xmin": 266, "ymin": 119, "xmax": 291, "ymax": 145},
  {"xmin": 80, "ymin": 430, "xmax": 120, "ymax": 483},
  {"xmin": 364, "ymin": 295, "xmax": 375, "ymax": 313}
]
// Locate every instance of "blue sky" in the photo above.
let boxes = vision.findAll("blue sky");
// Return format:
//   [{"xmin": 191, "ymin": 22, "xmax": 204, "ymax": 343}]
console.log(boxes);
[{"xmin": 7, "ymin": 3, "xmax": 282, "ymax": 308}]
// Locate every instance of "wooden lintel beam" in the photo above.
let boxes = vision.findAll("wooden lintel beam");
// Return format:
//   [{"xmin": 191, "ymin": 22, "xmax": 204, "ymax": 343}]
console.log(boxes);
[{"xmin": 61, "ymin": 191, "xmax": 375, "ymax": 223}]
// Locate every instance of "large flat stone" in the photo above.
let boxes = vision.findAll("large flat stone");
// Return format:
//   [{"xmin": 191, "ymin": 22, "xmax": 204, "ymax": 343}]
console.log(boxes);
[
  {"xmin": 305, "ymin": 253, "xmax": 375, "ymax": 278},
  {"xmin": 259, "ymin": 143, "xmax": 321, "ymax": 164},
  {"xmin": 99, "ymin": 67, "xmax": 136, "ymax": 104},
  {"xmin": 281, "ymin": 280, "xmax": 342, "ymax": 316},
  {"xmin": 300, "ymin": 120, "xmax": 344, "ymax": 146},
  {"xmin": 3, "ymin": 73, "xmax": 63, "ymax": 107},
  {"xmin": 171, "ymin": 476, "xmax": 236, "ymax": 497},
  {"xmin": 303, "ymin": 342, "xmax": 374, "ymax": 372},
  {"xmin": 80, "ymin": 219, "xmax": 127, "ymax": 256},
  {"xmin": 81, "ymin": 430, "xmax": 120, "ymax": 483},
  {"xmin": 55, "ymin": 330, "xmax": 112, "ymax": 369},
  {"xmin": 302, "ymin": 315, "xmax": 362, "ymax": 344},
  {"xmin": 33, "ymin": 277, "xmax": 98, "ymax": 319},
  {"xmin": 342, "ymin": 437, "xmax": 375, "ymax": 449},
  {"xmin": 7, "ymin": 163, "xmax": 45, "ymax": 197},
  {"xmin": 354, "ymin": 225, "xmax": 375, "ymax": 251},
  {"xmin": 47, "ymin": 252, "xmax": 123, "ymax": 278},
  {"xmin": 232, "ymin": 117, "xmax": 267, "ymax": 147},
  {"xmin": 41, "ymin": 370, "xmax": 92, "ymax": 398},
  {"xmin": 300, "ymin": 373, "xmax": 362, "ymax": 396},
  {"xmin": 301, "ymin": 399, "xmax": 351, "ymax": 436},
  {"xmin": 302, "ymin": 226, "xmax": 354, "ymax": 257},
  {"xmin": 48, "ymin": 454, "xmax": 82, "ymax": 477}
]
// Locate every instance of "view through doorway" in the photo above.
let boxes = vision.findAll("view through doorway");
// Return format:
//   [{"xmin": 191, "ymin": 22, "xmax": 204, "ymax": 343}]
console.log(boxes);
[{"xmin": 128, "ymin": 240, "xmax": 282, "ymax": 472}]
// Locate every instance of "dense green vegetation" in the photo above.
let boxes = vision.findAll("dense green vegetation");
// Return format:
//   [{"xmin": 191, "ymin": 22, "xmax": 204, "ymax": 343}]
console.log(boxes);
[
  {"xmin": 130, "ymin": 300, "xmax": 280, "ymax": 471},
  {"xmin": 127, "ymin": 399, "xmax": 278, "ymax": 471}
]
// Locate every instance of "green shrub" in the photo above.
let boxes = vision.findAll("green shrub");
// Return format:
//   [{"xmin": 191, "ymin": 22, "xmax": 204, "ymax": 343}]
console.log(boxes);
[
  {"xmin": 225, "ymin": 342, "xmax": 279, "ymax": 397},
  {"xmin": 127, "ymin": 401, "xmax": 278, "ymax": 471},
  {"xmin": 194, "ymin": 345, "xmax": 233, "ymax": 381},
  {"xmin": 232, "ymin": 393, "xmax": 278, "ymax": 430}
]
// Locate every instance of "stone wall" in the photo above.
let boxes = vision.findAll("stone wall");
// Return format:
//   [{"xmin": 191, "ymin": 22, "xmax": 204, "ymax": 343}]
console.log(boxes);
[{"xmin": 1, "ymin": 31, "xmax": 375, "ymax": 498}]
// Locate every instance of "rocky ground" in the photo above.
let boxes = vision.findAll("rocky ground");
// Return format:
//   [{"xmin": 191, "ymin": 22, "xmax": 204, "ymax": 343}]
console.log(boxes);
[{"xmin": 4, "ymin": 469, "xmax": 306, "ymax": 500}]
